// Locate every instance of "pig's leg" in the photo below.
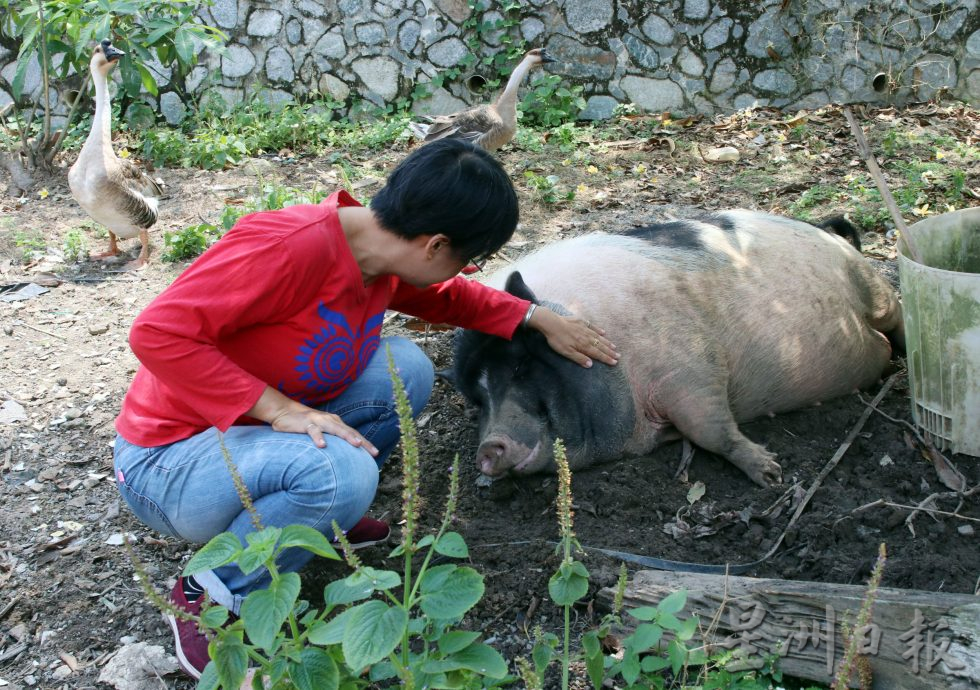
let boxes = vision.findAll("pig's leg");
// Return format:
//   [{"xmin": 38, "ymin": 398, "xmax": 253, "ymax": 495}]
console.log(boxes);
[
  {"xmin": 650, "ymin": 372, "xmax": 782, "ymax": 487},
  {"xmin": 854, "ymin": 261, "xmax": 905, "ymax": 353}
]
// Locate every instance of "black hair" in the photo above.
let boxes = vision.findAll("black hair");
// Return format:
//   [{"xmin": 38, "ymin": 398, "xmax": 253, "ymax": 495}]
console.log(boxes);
[{"xmin": 370, "ymin": 138, "xmax": 519, "ymax": 263}]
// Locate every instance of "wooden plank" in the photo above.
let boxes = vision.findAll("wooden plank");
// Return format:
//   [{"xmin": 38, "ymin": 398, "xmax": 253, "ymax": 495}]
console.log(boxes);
[{"xmin": 597, "ymin": 570, "xmax": 980, "ymax": 689}]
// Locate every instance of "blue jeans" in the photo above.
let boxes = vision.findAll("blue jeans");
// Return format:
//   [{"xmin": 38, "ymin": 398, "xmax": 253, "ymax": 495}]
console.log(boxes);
[{"xmin": 114, "ymin": 337, "xmax": 433, "ymax": 613}]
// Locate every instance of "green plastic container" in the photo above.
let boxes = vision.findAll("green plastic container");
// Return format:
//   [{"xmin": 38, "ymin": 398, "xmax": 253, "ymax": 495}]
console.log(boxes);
[{"xmin": 897, "ymin": 208, "xmax": 980, "ymax": 457}]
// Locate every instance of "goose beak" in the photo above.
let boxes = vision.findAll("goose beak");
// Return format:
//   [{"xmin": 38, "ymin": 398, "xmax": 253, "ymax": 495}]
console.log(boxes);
[
  {"xmin": 104, "ymin": 44, "xmax": 125, "ymax": 62},
  {"xmin": 539, "ymin": 50, "xmax": 557, "ymax": 64}
]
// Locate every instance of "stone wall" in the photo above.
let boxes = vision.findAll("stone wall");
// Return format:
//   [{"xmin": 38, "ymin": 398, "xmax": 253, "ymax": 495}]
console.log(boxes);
[{"xmin": 2, "ymin": 0, "xmax": 978, "ymax": 125}]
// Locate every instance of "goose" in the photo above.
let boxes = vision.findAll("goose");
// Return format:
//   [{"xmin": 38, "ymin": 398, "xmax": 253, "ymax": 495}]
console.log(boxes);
[
  {"xmin": 410, "ymin": 48, "xmax": 557, "ymax": 152},
  {"xmin": 68, "ymin": 39, "xmax": 162, "ymax": 269}
]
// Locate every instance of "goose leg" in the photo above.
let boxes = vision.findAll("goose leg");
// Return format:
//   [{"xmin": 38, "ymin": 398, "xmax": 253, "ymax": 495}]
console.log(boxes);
[
  {"xmin": 91, "ymin": 230, "xmax": 121, "ymax": 260},
  {"xmin": 124, "ymin": 229, "xmax": 150, "ymax": 271}
]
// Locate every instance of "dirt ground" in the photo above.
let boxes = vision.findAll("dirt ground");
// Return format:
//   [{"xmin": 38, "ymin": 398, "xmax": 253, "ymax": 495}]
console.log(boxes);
[{"xmin": 0, "ymin": 103, "xmax": 978, "ymax": 689}]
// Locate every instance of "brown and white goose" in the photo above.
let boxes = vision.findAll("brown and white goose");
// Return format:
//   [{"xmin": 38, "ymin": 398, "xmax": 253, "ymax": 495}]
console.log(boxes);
[
  {"xmin": 411, "ymin": 48, "xmax": 556, "ymax": 152},
  {"xmin": 68, "ymin": 39, "xmax": 162, "ymax": 269}
]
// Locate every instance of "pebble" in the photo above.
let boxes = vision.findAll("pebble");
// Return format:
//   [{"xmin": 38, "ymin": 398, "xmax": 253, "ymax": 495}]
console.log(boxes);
[
  {"xmin": 704, "ymin": 146, "xmax": 740, "ymax": 162},
  {"xmin": 3, "ymin": 325, "xmax": 12, "ymax": 336},
  {"xmin": 88, "ymin": 322, "xmax": 110, "ymax": 336},
  {"xmin": 957, "ymin": 525, "xmax": 974, "ymax": 536}
]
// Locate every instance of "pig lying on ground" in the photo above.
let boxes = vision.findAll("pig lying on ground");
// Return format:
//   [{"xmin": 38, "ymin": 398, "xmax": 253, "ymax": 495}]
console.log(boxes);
[{"xmin": 452, "ymin": 211, "xmax": 904, "ymax": 487}]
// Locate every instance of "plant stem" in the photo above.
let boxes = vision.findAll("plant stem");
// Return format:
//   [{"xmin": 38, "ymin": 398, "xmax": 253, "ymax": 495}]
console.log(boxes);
[
  {"xmin": 36, "ymin": 0, "xmax": 52, "ymax": 156},
  {"xmin": 562, "ymin": 604, "xmax": 570, "ymax": 690},
  {"xmin": 48, "ymin": 72, "xmax": 89, "ymax": 164}
]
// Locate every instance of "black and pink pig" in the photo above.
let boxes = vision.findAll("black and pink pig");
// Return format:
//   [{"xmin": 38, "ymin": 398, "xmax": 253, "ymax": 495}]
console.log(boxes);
[{"xmin": 452, "ymin": 211, "xmax": 903, "ymax": 487}]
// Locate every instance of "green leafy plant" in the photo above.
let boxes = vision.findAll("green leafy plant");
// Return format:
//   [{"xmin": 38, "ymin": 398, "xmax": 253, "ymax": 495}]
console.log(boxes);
[
  {"xmin": 0, "ymin": 0, "xmax": 225, "ymax": 173},
  {"xmin": 161, "ymin": 223, "xmax": 219, "ymax": 263},
  {"xmin": 163, "ymin": 183, "xmax": 330, "ymax": 262},
  {"xmin": 546, "ymin": 440, "xmax": 590, "ymax": 689},
  {"xmin": 62, "ymin": 228, "xmax": 87, "ymax": 262},
  {"xmin": 519, "ymin": 74, "xmax": 586, "ymax": 128},
  {"xmin": 524, "ymin": 171, "xmax": 574, "ymax": 205},
  {"xmin": 13, "ymin": 230, "xmax": 45, "ymax": 263},
  {"xmin": 141, "ymin": 97, "xmax": 405, "ymax": 170},
  {"xmin": 163, "ymin": 350, "xmax": 509, "ymax": 689},
  {"xmin": 550, "ymin": 122, "xmax": 580, "ymax": 152}
]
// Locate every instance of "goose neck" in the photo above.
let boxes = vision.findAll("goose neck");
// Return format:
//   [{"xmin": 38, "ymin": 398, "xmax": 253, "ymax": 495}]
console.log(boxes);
[
  {"xmin": 88, "ymin": 67, "xmax": 112, "ymax": 148},
  {"xmin": 496, "ymin": 56, "xmax": 535, "ymax": 108}
]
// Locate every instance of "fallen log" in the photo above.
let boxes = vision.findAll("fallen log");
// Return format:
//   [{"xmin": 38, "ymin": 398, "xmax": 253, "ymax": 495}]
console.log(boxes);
[{"xmin": 597, "ymin": 570, "xmax": 979, "ymax": 689}]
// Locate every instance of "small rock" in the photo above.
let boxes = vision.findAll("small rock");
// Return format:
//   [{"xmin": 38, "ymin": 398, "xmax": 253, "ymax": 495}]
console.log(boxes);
[
  {"xmin": 957, "ymin": 525, "xmax": 974, "ymax": 536},
  {"xmin": 98, "ymin": 642, "xmax": 178, "ymax": 690},
  {"xmin": 0, "ymin": 400, "xmax": 27, "ymax": 424},
  {"xmin": 37, "ymin": 467, "xmax": 60, "ymax": 482},
  {"xmin": 64, "ymin": 408, "xmax": 83, "ymax": 420},
  {"xmin": 56, "ymin": 378, "xmax": 67, "ymax": 387},
  {"xmin": 88, "ymin": 322, "xmax": 110, "ymax": 336},
  {"xmin": 51, "ymin": 666, "xmax": 72, "ymax": 680},
  {"xmin": 704, "ymin": 146, "xmax": 740, "ymax": 163},
  {"xmin": 8, "ymin": 623, "xmax": 27, "ymax": 642},
  {"xmin": 3, "ymin": 324, "xmax": 12, "ymax": 336},
  {"xmin": 474, "ymin": 475, "xmax": 494, "ymax": 488}
]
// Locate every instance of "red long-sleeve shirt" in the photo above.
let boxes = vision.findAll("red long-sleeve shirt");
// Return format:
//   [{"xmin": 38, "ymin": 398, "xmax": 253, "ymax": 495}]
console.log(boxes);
[{"xmin": 115, "ymin": 191, "xmax": 528, "ymax": 447}]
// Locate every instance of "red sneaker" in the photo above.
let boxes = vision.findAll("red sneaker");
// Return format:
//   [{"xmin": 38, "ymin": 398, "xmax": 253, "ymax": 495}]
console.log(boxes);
[
  {"xmin": 336, "ymin": 517, "xmax": 391, "ymax": 550},
  {"xmin": 163, "ymin": 579, "xmax": 213, "ymax": 679}
]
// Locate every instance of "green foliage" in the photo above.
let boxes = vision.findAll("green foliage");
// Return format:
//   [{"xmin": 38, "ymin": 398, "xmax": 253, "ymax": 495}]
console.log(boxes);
[
  {"xmin": 149, "ymin": 381, "xmax": 818, "ymax": 690},
  {"xmin": 163, "ymin": 183, "xmax": 329, "ymax": 262},
  {"xmin": 161, "ymin": 223, "xmax": 218, "ymax": 262},
  {"xmin": 524, "ymin": 171, "xmax": 575, "ymax": 205},
  {"xmin": 141, "ymin": 97, "xmax": 410, "ymax": 170},
  {"xmin": 177, "ymin": 357, "xmax": 510, "ymax": 689},
  {"xmin": 62, "ymin": 228, "xmax": 87, "ymax": 262},
  {"xmin": 0, "ymin": 0, "xmax": 225, "ymax": 168},
  {"xmin": 790, "ymin": 152, "xmax": 971, "ymax": 230},
  {"xmin": 519, "ymin": 73, "xmax": 586, "ymax": 128},
  {"xmin": 13, "ymin": 230, "xmax": 45, "ymax": 264},
  {"xmin": 532, "ymin": 440, "xmax": 805, "ymax": 690}
]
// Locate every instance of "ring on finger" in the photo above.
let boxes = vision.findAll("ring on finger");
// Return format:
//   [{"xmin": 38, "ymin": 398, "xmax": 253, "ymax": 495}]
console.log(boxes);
[{"xmin": 591, "ymin": 337, "xmax": 600, "ymax": 348}]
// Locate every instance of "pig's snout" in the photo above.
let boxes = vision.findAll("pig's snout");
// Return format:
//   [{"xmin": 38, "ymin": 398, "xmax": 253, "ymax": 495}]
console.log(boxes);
[
  {"xmin": 478, "ymin": 439, "xmax": 507, "ymax": 476},
  {"xmin": 477, "ymin": 435, "xmax": 541, "ymax": 477}
]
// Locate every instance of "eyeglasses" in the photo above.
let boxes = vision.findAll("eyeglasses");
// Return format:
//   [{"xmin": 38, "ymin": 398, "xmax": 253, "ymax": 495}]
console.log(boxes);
[{"xmin": 469, "ymin": 257, "xmax": 488, "ymax": 272}]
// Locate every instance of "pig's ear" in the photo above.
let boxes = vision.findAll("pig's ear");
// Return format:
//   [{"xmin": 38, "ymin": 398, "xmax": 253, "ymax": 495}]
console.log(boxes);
[{"xmin": 504, "ymin": 271, "xmax": 538, "ymax": 303}]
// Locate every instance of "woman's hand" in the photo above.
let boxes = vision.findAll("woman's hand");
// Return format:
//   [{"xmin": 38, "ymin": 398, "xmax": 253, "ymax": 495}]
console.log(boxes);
[
  {"xmin": 271, "ymin": 408, "xmax": 379, "ymax": 456},
  {"xmin": 526, "ymin": 306, "xmax": 618, "ymax": 368},
  {"xmin": 249, "ymin": 388, "xmax": 378, "ymax": 456}
]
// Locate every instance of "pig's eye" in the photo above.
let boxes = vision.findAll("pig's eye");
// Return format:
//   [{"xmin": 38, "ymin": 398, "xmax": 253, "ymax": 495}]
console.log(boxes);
[{"xmin": 536, "ymin": 399, "xmax": 553, "ymax": 426}]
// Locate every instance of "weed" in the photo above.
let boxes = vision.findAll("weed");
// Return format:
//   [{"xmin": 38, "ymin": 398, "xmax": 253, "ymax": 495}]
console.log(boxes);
[
  {"xmin": 160, "ymin": 352, "xmax": 510, "ymax": 689},
  {"xmin": 833, "ymin": 544, "xmax": 886, "ymax": 690},
  {"xmin": 62, "ymin": 229, "xmax": 88, "ymax": 262},
  {"xmin": 142, "ymin": 97, "xmax": 348, "ymax": 169},
  {"xmin": 524, "ymin": 171, "xmax": 575, "ymax": 205},
  {"xmin": 512, "ymin": 129, "xmax": 545, "ymax": 152},
  {"xmin": 613, "ymin": 102, "xmax": 639, "ymax": 117},
  {"xmin": 519, "ymin": 74, "xmax": 586, "ymax": 128},
  {"xmin": 162, "ymin": 224, "xmax": 218, "ymax": 263},
  {"xmin": 13, "ymin": 231, "xmax": 45, "ymax": 264},
  {"xmin": 163, "ymin": 183, "xmax": 330, "ymax": 262},
  {"xmin": 549, "ymin": 122, "xmax": 580, "ymax": 153}
]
